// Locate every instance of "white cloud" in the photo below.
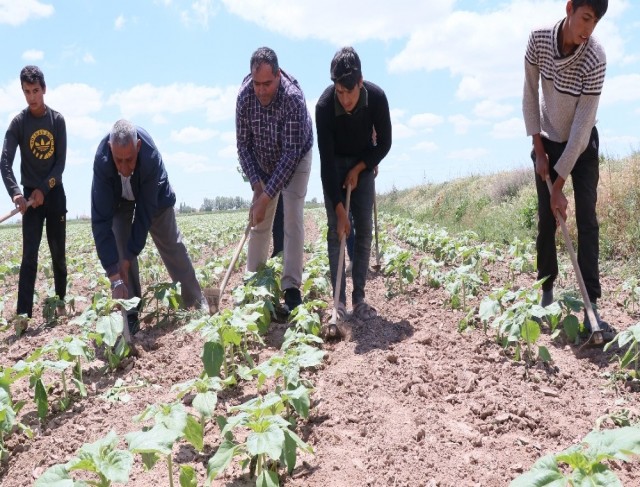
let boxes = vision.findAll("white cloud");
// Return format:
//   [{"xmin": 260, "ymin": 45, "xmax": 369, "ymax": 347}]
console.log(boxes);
[
  {"xmin": 65, "ymin": 148, "xmax": 93, "ymax": 167},
  {"xmin": 447, "ymin": 148, "xmax": 489, "ymax": 161},
  {"xmin": 181, "ymin": 0, "xmax": 219, "ymax": 28},
  {"xmin": 170, "ymin": 127, "xmax": 219, "ymax": 143},
  {"xmin": 221, "ymin": 0, "xmax": 455, "ymax": 44},
  {"xmin": 491, "ymin": 117, "xmax": 524, "ymax": 139},
  {"xmin": 165, "ymin": 151, "xmax": 224, "ymax": 173},
  {"xmin": 114, "ymin": 14, "xmax": 125, "ymax": 30},
  {"xmin": 600, "ymin": 134, "xmax": 640, "ymax": 156},
  {"xmin": 48, "ymin": 83, "xmax": 103, "ymax": 116},
  {"xmin": 0, "ymin": 80, "xmax": 27, "ymax": 117},
  {"xmin": 218, "ymin": 144, "xmax": 237, "ymax": 160},
  {"xmin": 392, "ymin": 124, "xmax": 415, "ymax": 140},
  {"xmin": 473, "ymin": 100, "xmax": 513, "ymax": 119},
  {"xmin": 82, "ymin": 53, "xmax": 96, "ymax": 64},
  {"xmin": 412, "ymin": 141, "xmax": 438, "ymax": 152},
  {"xmin": 387, "ymin": 0, "xmax": 630, "ymax": 102},
  {"xmin": 65, "ymin": 116, "xmax": 111, "ymax": 141},
  {"xmin": 600, "ymin": 74, "xmax": 640, "ymax": 106},
  {"xmin": 408, "ymin": 113, "xmax": 444, "ymax": 131},
  {"xmin": 0, "ymin": 0, "xmax": 54, "ymax": 26},
  {"xmin": 448, "ymin": 114, "xmax": 487, "ymax": 135},
  {"xmin": 22, "ymin": 49, "xmax": 44, "ymax": 61},
  {"xmin": 107, "ymin": 83, "xmax": 238, "ymax": 123}
]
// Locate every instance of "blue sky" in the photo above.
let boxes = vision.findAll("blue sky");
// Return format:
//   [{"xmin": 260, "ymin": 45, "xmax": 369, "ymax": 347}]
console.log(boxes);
[{"xmin": 1, "ymin": 0, "xmax": 639, "ymax": 218}]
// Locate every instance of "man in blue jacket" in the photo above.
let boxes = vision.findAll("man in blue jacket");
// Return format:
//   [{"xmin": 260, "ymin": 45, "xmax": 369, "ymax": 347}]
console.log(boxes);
[{"xmin": 91, "ymin": 119, "xmax": 207, "ymax": 334}]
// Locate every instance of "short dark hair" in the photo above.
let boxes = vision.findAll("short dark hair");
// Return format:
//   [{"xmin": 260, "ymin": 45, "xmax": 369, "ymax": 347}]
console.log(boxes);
[
  {"xmin": 20, "ymin": 65, "xmax": 46, "ymax": 89},
  {"xmin": 250, "ymin": 47, "xmax": 279, "ymax": 76},
  {"xmin": 571, "ymin": 0, "xmax": 608, "ymax": 19},
  {"xmin": 330, "ymin": 47, "xmax": 362, "ymax": 90}
]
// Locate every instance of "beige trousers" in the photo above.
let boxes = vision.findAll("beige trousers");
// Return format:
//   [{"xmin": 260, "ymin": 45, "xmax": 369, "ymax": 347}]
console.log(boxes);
[{"xmin": 246, "ymin": 149, "xmax": 312, "ymax": 290}]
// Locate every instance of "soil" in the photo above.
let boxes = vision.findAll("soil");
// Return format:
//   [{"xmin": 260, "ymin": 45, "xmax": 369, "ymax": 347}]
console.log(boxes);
[{"xmin": 1, "ymin": 212, "xmax": 640, "ymax": 487}]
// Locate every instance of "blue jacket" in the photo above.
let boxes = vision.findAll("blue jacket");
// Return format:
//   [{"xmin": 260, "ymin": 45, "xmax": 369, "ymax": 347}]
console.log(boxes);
[{"xmin": 91, "ymin": 127, "xmax": 176, "ymax": 276}]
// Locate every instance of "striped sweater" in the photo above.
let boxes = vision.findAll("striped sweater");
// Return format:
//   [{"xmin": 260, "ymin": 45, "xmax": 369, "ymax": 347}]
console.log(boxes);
[{"xmin": 522, "ymin": 19, "xmax": 606, "ymax": 179}]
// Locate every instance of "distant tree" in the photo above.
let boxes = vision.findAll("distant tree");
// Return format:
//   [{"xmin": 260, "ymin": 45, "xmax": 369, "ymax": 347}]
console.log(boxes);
[
  {"xmin": 178, "ymin": 202, "xmax": 196, "ymax": 214},
  {"xmin": 200, "ymin": 198, "xmax": 215, "ymax": 212},
  {"xmin": 200, "ymin": 196, "xmax": 250, "ymax": 212}
]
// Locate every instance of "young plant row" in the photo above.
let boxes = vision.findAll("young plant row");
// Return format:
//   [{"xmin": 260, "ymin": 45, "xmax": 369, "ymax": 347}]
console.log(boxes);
[
  {"xmin": 382, "ymin": 214, "xmax": 640, "ymax": 374},
  {"xmin": 32, "ymin": 233, "xmax": 332, "ymax": 486},
  {"xmin": 0, "ymin": 213, "xmax": 246, "ymax": 470}
]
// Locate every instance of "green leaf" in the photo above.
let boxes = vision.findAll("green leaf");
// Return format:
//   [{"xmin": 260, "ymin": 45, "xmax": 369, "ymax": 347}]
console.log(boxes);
[
  {"xmin": 68, "ymin": 431, "xmax": 133, "ymax": 483},
  {"xmin": 284, "ymin": 385, "xmax": 311, "ymax": 419},
  {"xmin": 183, "ymin": 414, "xmax": 204, "ymax": 452},
  {"xmin": 282, "ymin": 428, "xmax": 298, "ymax": 475},
  {"xmin": 98, "ymin": 449, "xmax": 134, "ymax": 483},
  {"xmin": 571, "ymin": 465, "xmax": 621, "ymax": 486},
  {"xmin": 96, "ymin": 312, "xmax": 124, "ymax": 347},
  {"xmin": 207, "ymin": 440, "xmax": 240, "ymax": 480},
  {"xmin": 179, "ymin": 465, "xmax": 198, "ymax": 487},
  {"xmin": 562, "ymin": 315, "xmax": 580, "ymax": 342},
  {"xmin": 538, "ymin": 346, "xmax": 552, "ymax": 363},
  {"xmin": 140, "ymin": 451, "xmax": 160, "ymax": 470},
  {"xmin": 34, "ymin": 464, "xmax": 86, "ymax": 487},
  {"xmin": 72, "ymin": 378, "xmax": 87, "ymax": 398},
  {"xmin": 522, "ymin": 319, "xmax": 541, "ymax": 345},
  {"xmin": 256, "ymin": 469, "xmax": 280, "ymax": 487},
  {"xmin": 125, "ymin": 424, "xmax": 181, "ymax": 456},
  {"xmin": 192, "ymin": 391, "xmax": 217, "ymax": 420},
  {"xmin": 508, "ymin": 454, "xmax": 566, "ymax": 486},
  {"xmin": 34, "ymin": 378, "xmax": 48, "ymax": 421},
  {"xmin": 246, "ymin": 424, "xmax": 285, "ymax": 460},
  {"xmin": 582, "ymin": 426, "xmax": 640, "ymax": 462},
  {"xmin": 202, "ymin": 341, "xmax": 224, "ymax": 378}
]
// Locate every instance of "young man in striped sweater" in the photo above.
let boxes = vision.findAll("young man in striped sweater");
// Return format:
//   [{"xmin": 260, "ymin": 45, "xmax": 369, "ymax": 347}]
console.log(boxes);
[{"xmin": 523, "ymin": 0, "xmax": 614, "ymax": 340}]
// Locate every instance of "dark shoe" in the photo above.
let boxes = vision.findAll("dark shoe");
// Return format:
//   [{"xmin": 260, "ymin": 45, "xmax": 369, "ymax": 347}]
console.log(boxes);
[
  {"xmin": 127, "ymin": 314, "xmax": 141, "ymax": 336},
  {"xmin": 353, "ymin": 301, "xmax": 378, "ymax": 321},
  {"xmin": 583, "ymin": 309, "xmax": 617, "ymax": 342},
  {"xmin": 283, "ymin": 288, "xmax": 302, "ymax": 315}
]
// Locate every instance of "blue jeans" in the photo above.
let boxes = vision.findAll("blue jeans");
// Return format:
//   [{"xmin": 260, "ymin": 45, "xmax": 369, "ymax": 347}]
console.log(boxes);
[
  {"xmin": 324, "ymin": 156, "xmax": 374, "ymax": 306},
  {"xmin": 18, "ymin": 185, "xmax": 67, "ymax": 317}
]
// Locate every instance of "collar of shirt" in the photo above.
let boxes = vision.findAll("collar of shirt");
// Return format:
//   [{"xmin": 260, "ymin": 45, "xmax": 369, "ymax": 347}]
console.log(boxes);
[
  {"xmin": 553, "ymin": 18, "xmax": 588, "ymax": 65},
  {"xmin": 334, "ymin": 85, "xmax": 369, "ymax": 117},
  {"xmin": 120, "ymin": 174, "xmax": 135, "ymax": 201}
]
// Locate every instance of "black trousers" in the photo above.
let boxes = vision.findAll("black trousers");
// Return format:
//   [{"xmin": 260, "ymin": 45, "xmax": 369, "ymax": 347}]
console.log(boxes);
[
  {"xmin": 533, "ymin": 126, "xmax": 601, "ymax": 302},
  {"xmin": 18, "ymin": 185, "xmax": 67, "ymax": 317}
]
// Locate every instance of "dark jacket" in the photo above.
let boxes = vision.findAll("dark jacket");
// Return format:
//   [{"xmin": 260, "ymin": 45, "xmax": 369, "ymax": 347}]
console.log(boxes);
[
  {"xmin": 91, "ymin": 126, "xmax": 175, "ymax": 276},
  {"xmin": 316, "ymin": 80, "xmax": 392, "ymax": 209}
]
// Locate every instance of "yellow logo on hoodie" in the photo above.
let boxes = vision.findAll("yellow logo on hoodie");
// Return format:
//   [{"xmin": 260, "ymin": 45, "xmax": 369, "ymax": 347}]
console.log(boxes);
[{"xmin": 30, "ymin": 129, "xmax": 54, "ymax": 160}]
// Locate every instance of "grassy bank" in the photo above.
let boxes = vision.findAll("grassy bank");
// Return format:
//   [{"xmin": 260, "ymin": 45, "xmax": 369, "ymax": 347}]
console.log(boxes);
[{"xmin": 378, "ymin": 152, "xmax": 640, "ymax": 269}]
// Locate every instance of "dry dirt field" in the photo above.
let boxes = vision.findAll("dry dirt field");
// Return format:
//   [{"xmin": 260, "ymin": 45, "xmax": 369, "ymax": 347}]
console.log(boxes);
[{"xmin": 1, "ymin": 211, "xmax": 639, "ymax": 486}]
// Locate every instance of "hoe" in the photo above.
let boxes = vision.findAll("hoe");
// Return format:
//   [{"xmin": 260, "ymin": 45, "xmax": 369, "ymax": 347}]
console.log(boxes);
[
  {"xmin": 546, "ymin": 177, "xmax": 603, "ymax": 346},
  {"xmin": 205, "ymin": 220, "xmax": 252, "ymax": 314},
  {"xmin": 327, "ymin": 184, "xmax": 352, "ymax": 339}
]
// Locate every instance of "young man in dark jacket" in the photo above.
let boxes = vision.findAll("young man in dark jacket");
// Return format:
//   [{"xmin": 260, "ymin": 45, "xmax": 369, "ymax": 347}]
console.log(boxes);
[
  {"xmin": 316, "ymin": 47, "xmax": 392, "ymax": 321},
  {"xmin": 91, "ymin": 119, "xmax": 207, "ymax": 334},
  {"xmin": 0, "ymin": 65, "xmax": 68, "ymax": 334}
]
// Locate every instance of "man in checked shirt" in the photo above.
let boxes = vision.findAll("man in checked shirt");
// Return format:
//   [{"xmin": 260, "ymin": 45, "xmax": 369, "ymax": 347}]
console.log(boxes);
[{"xmin": 236, "ymin": 47, "xmax": 313, "ymax": 315}]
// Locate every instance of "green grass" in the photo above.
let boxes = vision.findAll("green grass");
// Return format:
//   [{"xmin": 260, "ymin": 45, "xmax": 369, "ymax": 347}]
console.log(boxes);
[{"xmin": 378, "ymin": 152, "xmax": 640, "ymax": 274}]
